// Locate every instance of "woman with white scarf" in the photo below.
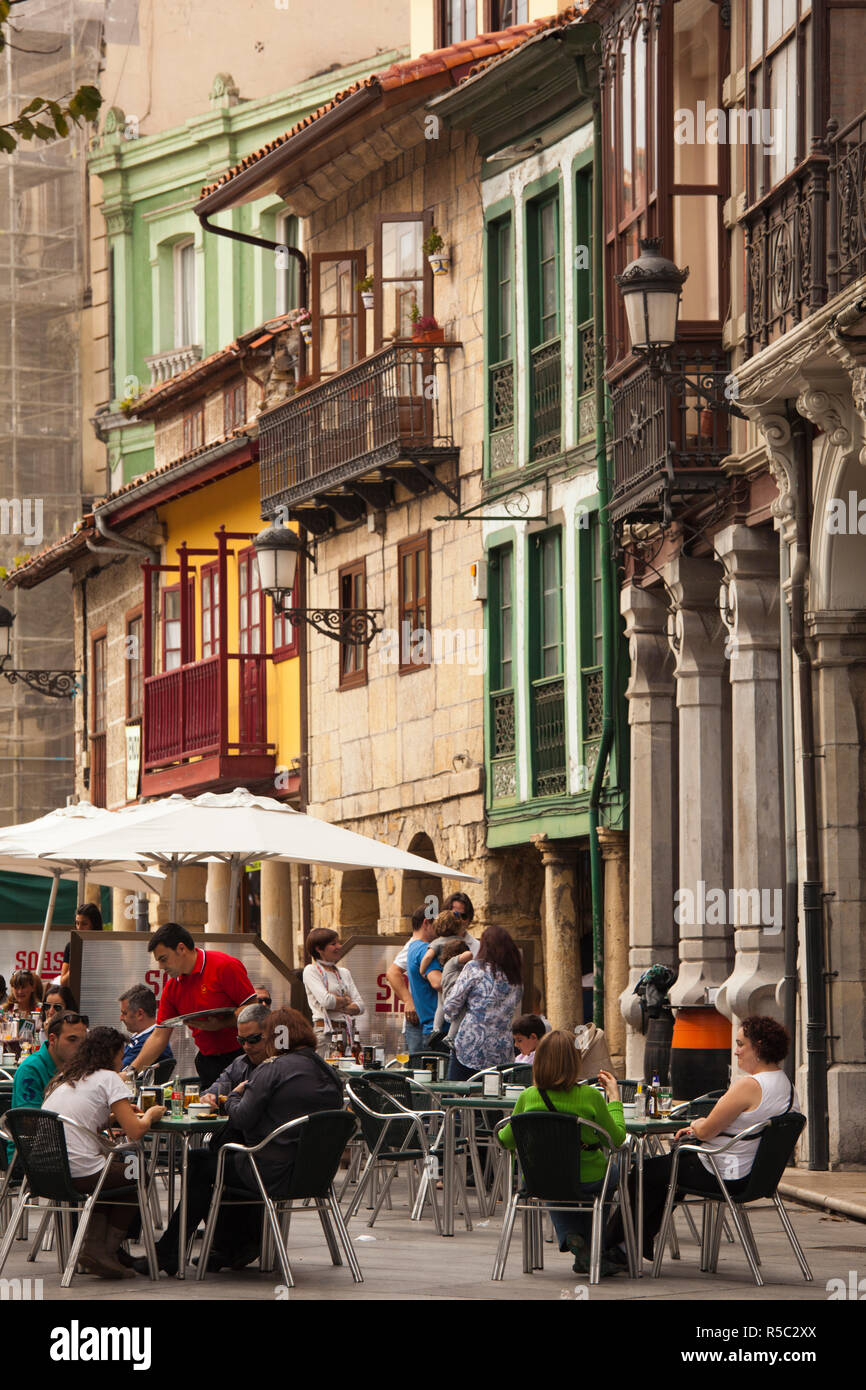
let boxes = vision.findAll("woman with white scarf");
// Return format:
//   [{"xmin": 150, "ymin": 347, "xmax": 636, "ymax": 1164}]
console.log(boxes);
[{"xmin": 302, "ymin": 927, "xmax": 365, "ymax": 1057}]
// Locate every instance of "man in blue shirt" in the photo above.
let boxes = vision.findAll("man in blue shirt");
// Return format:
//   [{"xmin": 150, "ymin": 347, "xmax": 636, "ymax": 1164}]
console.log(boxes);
[
  {"xmin": 406, "ymin": 917, "xmax": 442, "ymax": 1048},
  {"xmin": 119, "ymin": 983, "xmax": 174, "ymax": 1070},
  {"xmin": 7, "ymin": 1011, "xmax": 87, "ymax": 1160}
]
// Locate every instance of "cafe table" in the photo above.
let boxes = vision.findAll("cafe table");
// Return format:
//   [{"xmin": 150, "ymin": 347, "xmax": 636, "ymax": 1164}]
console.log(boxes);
[
  {"xmin": 150, "ymin": 1114, "xmax": 227, "ymax": 1279},
  {"xmin": 623, "ymin": 1116, "xmax": 683, "ymax": 1277},
  {"xmin": 437, "ymin": 1093, "xmax": 519, "ymax": 1237}
]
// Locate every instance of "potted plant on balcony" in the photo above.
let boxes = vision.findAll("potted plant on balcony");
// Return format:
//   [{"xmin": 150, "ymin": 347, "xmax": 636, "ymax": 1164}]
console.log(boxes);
[
  {"xmin": 410, "ymin": 306, "xmax": 444, "ymax": 344},
  {"xmin": 423, "ymin": 227, "xmax": 449, "ymax": 276},
  {"xmin": 356, "ymin": 274, "xmax": 374, "ymax": 310}
]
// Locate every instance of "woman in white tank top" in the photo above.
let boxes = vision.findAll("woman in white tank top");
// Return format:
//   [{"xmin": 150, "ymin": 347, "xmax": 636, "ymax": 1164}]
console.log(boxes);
[{"xmin": 606, "ymin": 1016, "xmax": 800, "ymax": 1263}]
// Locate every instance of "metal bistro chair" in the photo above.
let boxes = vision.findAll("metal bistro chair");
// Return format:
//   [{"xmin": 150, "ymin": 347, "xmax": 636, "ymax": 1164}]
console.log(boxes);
[
  {"xmin": 196, "ymin": 1109, "xmax": 362, "ymax": 1288},
  {"xmin": 652, "ymin": 1112, "xmax": 813, "ymax": 1287},
  {"xmin": 139, "ymin": 1058, "xmax": 176, "ymax": 1088},
  {"xmin": 492, "ymin": 1111, "xmax": 637, "ymax": 1285},
  {"xmin": 664, "ymin": 1092, "xmax": 732, "ymax": 1248},
  {"xmin": 345, "ymin": 1077, "xmax": 472, "ymax": 1234},
  {"xmin": 0, "ymin": 1108, "xmax": 159, "ymax": 1288}
]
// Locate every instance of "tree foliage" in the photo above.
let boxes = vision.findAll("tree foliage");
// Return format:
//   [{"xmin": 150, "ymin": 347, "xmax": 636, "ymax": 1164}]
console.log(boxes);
[{"xmin": 0, "ymin": 0, "xmax": 102, "ymax": 153}]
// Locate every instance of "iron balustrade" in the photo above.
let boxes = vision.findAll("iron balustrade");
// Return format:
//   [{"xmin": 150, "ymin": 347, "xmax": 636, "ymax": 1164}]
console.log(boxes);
[
  {"xmin": 490, "ymin": 686, "xmax": 517, "ymax": 801},
  {"xmin": 829, "ymin": 110, "xmax": 866, "ymax": 295},
  {"xmin": 531, "ymin": 675, "xmax": 567, "ymax": 798},
  {"xmin": 744, "ymin": 152, "xmax": 829, "ymax": 354},
  {"xmin": 610, "ymin": 351, "xmax": 732, "ymax": 521},
  {"xmin": 530, "ymin": 338, "xmax": 562, "ymax": 461},
  {"xmin": 258, "ymin": 343, "xmax": 459, "ymax": 515}
]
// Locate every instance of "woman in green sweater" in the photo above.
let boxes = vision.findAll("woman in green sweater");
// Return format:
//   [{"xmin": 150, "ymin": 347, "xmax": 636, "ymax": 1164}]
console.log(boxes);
[{"xmin": 497, "ymin": 1029, "xmax": 627, "ymax": 1275}]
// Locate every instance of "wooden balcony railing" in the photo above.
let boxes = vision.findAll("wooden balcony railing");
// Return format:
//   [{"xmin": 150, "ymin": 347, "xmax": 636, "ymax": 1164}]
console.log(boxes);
[
  {"xmin": 258, "ymin": 343, "xmax": 459, "ymax": 516},
  {"xmin": 143, "ymin": 652, "xmax": 273, "ymax": 775}
]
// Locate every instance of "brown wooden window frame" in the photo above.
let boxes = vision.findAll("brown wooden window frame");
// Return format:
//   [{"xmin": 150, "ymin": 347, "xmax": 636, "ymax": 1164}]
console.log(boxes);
[
  {"xmin": 272, "ymin": 576, "xmax": 299, "ymax": 663},
  {"xmin": 373, "ymin": 211, "xmax": 434, "ymax": 352},
  {"xmin": 91, "ymin": 629, "xmax": 108, "ymax": 734},
  {"xmin": 338, "ymin": 558, "xmax": 368, "ymax": 691},
  {"xmin": 397, "ymin": 532, "xmax": 432, "ymax": 676},
  {"xmin": 124, "ymin": 607, "xmax": 143, "ymax": 721},
  {"xmin": 746, "ymin": 0, "xmax": 814, "ymax": 206},
  {"xmin": 161, "ymin": 579, "xmax": 195, "ymax": 673},
  {"xmin": 183, "ymin": 403, "xmax": 205, "ymax": 454},
  {"xmin": 223, "ymin": 380, "xmax": 246, "ymax": 435},
  {"xmin": 310, "ymin": 250, "xmax": 366, "ymax": 381},
  {"xmin": 200, "ymin": 560, "xmax": 220, "ymax": 660},
  {"xmin": 435, "ymin": 0, "xmax": 478, "ymax": 46},
  {"xmin": 483, "ymin": 0, "xmax": 528, "ymax": 31}
]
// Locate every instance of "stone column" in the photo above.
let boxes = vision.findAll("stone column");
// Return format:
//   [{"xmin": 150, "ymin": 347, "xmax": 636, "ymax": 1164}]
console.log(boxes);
[
  {"xmin": 619, "ymin": 584, "xmax": 678, "ymax": 1078},
  {"xmin": 260, "ymin": 860, "xmax": 294, "ymax": 969},
  {"xmin": 530, "ymin": 835, "xmax": 582, "ymax": 1031},
  {"xmin": 664, "ymin": 556, "xmax": 733, "ymax": 1005},
  {"xmin": 152, "ymin": 864, "xmax": 207, "ymax": 929},
  {"xmin": 715, "ymin": 524, "xmax": 785, "ymax": 1021},
  {"xmin": 205, "ymin": 862, "xmax": 232, "ymax": 933},
  {"xmin": 596, "ymin": 827, "xmax": 629, "ymax": 1073}
]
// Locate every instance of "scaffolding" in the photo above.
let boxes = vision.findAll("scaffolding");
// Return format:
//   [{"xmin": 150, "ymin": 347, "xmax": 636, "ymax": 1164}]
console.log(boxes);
[{"xmin": 0, "ymin": 0, "xmax": 104, "ymax": 825}]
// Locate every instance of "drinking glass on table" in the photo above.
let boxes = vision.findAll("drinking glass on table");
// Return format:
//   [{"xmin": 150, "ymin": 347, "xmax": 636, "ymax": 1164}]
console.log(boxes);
[
  {"xmin": 658, "ymin": 1086, "xmax": 673, "ymax": 1118},
  {"xmin": 395, "ymin": 1048, "xmax": 409, "ymax": 1067},
  {"xmin": 184, "ymin": 1083, "xmax": 199, "ymax": 1111}
]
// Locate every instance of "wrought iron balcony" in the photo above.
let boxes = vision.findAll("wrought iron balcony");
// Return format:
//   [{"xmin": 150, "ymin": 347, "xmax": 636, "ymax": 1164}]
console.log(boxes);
[
  {"xmin": 829, "ymin": 109, "xmax": 866, "ymax": 295},
  {"xmin": 530, "ymin": 338, "xmax": 562, "ymax": 462},
  {"xmin": 258, "ymin": 343, "xmax": 460, "ymax": 529},
  {"xmin": 490, "ymin": 686, "xmax": 516, "ymax": 801},
  {"xmin": 531, "ymin": 674, "xmax": 567, "ymax": 798},
  {"xmin": 609, "ymin": 349, "xmax": 732, "ymax": 525},
  {"xmin": 488, "ymin": 358, "xmax": 515, "ymax": 475}
]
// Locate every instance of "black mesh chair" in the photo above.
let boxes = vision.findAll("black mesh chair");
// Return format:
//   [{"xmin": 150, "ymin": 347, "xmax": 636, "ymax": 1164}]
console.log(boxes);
[
  {"xmin": 652, "ymin": 1112, "xmax": 813, "ymax": 1287},
  {"xmin": 195, "ymin": 1109, "xmax": 361, "ymax": 1287},
  {"xmin": 0, "ymin": 1108, "xmax": 159, "ymax": 1287},
  {"xmin": 345, "ymin": 1077, "xmax": 472, "ymax": 1233},
  {"xmin": 492, "ymin": 1111, "xmax": 636, "ymax": 1284},
  {"xmin": 499, "ymin": 1063, "xmax": 533, "ymax": 1087},
  {"xmin": 408, "ymin": 1051, "xmax": 447, "ymax": 1073}
]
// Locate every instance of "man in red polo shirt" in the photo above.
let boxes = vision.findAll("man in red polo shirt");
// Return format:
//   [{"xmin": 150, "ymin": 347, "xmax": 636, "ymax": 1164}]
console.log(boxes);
[{"xmin": 129, "ymin": 922, "xmax": 256, "ymax": 1089}]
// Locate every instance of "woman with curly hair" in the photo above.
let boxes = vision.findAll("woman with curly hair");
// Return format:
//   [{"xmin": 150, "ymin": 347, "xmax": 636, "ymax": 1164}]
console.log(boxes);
[
  {"xmin": 45, "ymin": 1026, "xmax": 165, "ymax": 1279},
  {"xmin": 607, "ymin": 1015, "xmax": 800, "ymax": 1264}
]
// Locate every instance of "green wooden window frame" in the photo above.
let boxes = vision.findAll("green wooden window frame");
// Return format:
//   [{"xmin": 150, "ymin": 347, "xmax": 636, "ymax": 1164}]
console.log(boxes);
[
  {"xmin": 487, "ymin": 212, "xmax": 516, "ymax": 477},
  {"xmin": 575, "ymin": 166, "xmax": 596, "ymax": 440},
  {"xmin": 529, "ymin": 528, "xmax": 566, "ymax": 796},
  {"xmin": 578, "ymin": 510, "xmax": 604, "ymax": 788},
  {"xmin": 526, "ymin": 191, "xmax": 562, "ymax": 462},
  {"xmin": 488, "ymin": 544, "xmax": 517, "ymax": 801}
]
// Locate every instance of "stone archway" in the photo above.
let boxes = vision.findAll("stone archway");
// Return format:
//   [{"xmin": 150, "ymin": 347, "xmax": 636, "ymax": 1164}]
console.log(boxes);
[
  {"xmin": 400, "ymin": 832, "xmax": 442, "ymax": 925},
  {"xmin": 339, "ymin": 868, "xmax": 380, "ymax": 933}
]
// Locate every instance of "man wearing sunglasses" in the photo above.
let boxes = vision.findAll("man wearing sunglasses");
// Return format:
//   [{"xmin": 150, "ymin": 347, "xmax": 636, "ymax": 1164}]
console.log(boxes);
[
  {"xmin": 6, "ymin": 1011, "xmax": 88, "ymax": 1160},
  {"xmin": 199, "ymin": 1003, "xmax": 271, "ymax": 1110}
]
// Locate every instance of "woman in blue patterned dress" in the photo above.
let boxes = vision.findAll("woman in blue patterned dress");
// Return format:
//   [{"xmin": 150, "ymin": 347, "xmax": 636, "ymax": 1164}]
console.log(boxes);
[{"xmin": 442, "ymin": 926, "xmax": 523, "ymax": 1081}]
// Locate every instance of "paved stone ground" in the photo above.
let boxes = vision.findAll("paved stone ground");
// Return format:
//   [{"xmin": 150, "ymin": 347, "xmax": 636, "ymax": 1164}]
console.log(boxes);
[{"xmin": 3, "ymin": 1176, "xmax": 864, "ymax": 1303}]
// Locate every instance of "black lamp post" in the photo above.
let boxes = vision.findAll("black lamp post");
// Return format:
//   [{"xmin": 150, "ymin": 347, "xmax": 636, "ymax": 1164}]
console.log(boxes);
[
  {"xmin": 253, "ymin": 521, "xmax": 382, "ymax": 646},
  {"xmin": 0, "ymin": 605, "xmax": 78, "ymax": 698},
  {"xmin": 615, "ymin": 236, "xmax": 746, "ymax": 418}
]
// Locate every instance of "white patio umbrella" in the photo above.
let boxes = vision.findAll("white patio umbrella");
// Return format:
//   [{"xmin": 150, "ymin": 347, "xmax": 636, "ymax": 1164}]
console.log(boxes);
[
  {"xmin": 40, "ymin": 787, "xmax": 478, "ymax": 929},
  {"xmin": 0, "ymin": 802, "xmax": 165, "ymax": 973}
]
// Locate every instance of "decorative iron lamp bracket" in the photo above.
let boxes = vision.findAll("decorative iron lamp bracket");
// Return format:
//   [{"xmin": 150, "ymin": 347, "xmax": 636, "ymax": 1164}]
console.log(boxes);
[
  {"xmin": 271, "ymin": 592, "xmax": 383, "ymax": 646},
  {"xmin": 0, "ymin": 656, "xmax": 78, "ymax": 699}
]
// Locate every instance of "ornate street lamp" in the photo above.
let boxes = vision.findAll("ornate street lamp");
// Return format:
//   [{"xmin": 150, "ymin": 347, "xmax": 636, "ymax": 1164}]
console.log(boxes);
[
  {"xmin": 253, "ymin": 521, "xmax": 382, "ymax": 646},
  {"xmin": 0, "ymin": 605, "xmax": 78, "ymax": 698},
  {"xmin": 615, "ymin": 236, "xmax": 746, "ymax": 418}
]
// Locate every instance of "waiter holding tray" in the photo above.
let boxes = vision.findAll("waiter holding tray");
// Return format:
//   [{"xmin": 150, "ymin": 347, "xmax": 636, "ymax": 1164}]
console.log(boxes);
[{"xmin": 129, "ymin": 923, "xmax": 256, "ymax": 1089}]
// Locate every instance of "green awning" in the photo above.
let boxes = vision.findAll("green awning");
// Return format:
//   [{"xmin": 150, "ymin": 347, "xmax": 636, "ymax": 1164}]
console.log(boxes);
[{"xmin": 0, "ymin": 872, "xmax": 112, "ymax": 927}]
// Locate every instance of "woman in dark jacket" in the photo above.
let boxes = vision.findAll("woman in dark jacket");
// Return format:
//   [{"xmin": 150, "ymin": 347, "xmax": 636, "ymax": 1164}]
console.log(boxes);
[{"xmin": 143, "ymin": 1008, "xmax": 344, "ymax": 1275}]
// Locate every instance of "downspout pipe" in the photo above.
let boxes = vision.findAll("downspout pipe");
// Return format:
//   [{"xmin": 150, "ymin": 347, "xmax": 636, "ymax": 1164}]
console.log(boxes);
[
  {"xmin": 576, "ymin": 53, "xmax": 615, "ymax": 1028},
  {"xmin": 788, "ymin": 411, "xmax": 829, "ymax": 1169},
  {"xmin": 779, "ymin": 536, "xmax": 798, "ymax": 1081}
]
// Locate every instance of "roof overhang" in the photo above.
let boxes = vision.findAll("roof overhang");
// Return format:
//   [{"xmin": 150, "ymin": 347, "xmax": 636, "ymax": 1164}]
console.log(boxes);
[{"xmin": 429, "ymin": 22, "xmax": 599, "ymax": 162}]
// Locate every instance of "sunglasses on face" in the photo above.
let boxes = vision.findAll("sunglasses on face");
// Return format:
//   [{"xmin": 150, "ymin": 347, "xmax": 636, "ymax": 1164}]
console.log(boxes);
[
  {"xmin": 258, "ymin": 997, "xmax": 272, "ymax": 1007},
  {"xmin": 240, "ymin": 1033, "xmax": 263, "ymax": 1046},
  {"xmin": 451, "ymin": 909, "xmax": 465, "ymax": 919},
  {"xmin": 43, "ymin": 1002, "xmax": 64, "ymax": 1013}
]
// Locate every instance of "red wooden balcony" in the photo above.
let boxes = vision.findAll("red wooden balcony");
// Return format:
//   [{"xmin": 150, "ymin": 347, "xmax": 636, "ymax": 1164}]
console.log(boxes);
[{"xmin": 141, "ymin": 529, "xmax": 279, "ymax": 797}]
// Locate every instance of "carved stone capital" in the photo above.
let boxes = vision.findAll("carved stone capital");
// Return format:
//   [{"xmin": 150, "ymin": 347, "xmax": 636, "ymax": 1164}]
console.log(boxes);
[
  {"xmin": 663, "ymin": 556, "xmax": 728, "ymax": 688},
  {"xmin": 753, "ymin": 411, "xmax": 798, "ymax": 540},
  {"xmin": 104, "ymin": 205, "xmax": 133, "ymax": 237},
  {"xmin": 621, "ymin": 583, "xmax": 675, "ymax": 709},
  {"xmin": 715, "ymin": 524, "xmax": 780, "ymax": 679}
]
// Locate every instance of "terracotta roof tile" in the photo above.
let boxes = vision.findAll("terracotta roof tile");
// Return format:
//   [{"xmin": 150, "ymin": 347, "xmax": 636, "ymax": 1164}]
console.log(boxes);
[{"xmin": 198, "ymin": 20, "xmax": 570, "ymax": 201}]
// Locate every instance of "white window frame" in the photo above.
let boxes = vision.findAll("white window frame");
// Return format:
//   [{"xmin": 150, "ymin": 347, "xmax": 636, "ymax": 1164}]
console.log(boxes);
[{"xmin": 173, "ymin": 238, "xmax": 197, "ymax": 348}]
